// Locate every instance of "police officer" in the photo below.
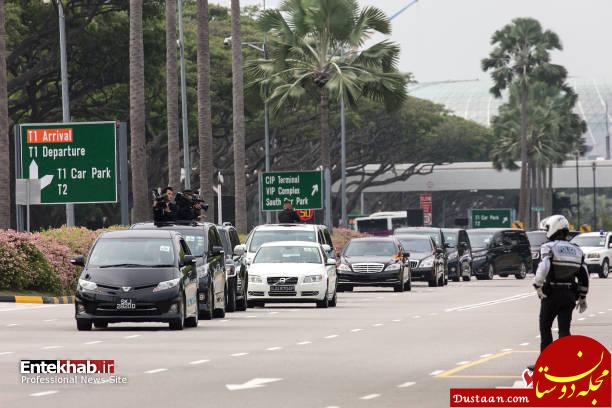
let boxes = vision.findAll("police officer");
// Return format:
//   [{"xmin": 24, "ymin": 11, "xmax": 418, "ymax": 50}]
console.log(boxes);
[
  {"xmin": 278, "ymin": 199, "xmax": 301, "ymax": 224},
  {"xmin": 534, "ymin": 214, "xmax": 589, "ymax": 352}
]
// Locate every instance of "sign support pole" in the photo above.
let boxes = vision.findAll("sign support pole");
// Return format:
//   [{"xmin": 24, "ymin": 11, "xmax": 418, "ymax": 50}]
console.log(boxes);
[
  {"xmin": 26, "ymin": 179, "xmax": 31, "ymax": 233},
  {"xmin": 14, "ymin": 124, "xmax": 24, "ymax": 231},
  {"xmin": 119, "ymin": 122, "xmax": 129, "ymax": 225},
  {"xmin": 325, "ymin": 168, "xmax": 332, "ymax": 232}
]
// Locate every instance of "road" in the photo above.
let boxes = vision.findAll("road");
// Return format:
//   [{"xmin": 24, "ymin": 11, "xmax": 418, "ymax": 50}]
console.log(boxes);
[{"xmin": 1, "ymin": 277, "xmax": 611, "ymax": 408}]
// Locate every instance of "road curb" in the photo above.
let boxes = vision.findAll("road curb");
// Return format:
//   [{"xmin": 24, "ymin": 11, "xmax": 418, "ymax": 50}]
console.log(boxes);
[{"xmin": 0, "ymin": 295, "xmax": 74, "ymax": 304}]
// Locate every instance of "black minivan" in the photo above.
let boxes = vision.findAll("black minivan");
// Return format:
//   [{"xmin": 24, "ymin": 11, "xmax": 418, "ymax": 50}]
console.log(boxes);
[{"xmin": 467, "ymin": 228, "xmax": 531, "ymax": 280}]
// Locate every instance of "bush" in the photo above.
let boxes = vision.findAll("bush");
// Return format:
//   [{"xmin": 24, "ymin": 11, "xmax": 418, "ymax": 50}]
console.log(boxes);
[{"xmin": 332, "ymin": 228, "xmax": 369, "ymax": 252}]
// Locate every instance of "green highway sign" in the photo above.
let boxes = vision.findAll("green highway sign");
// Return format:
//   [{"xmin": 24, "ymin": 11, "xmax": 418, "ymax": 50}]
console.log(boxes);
[
  {"xmin": 261, "ymin": 171, "xmax": 323, "ymax": 211},
  {"xmin": 471, "ymin": 209, "xmax": 513, "ymax": 228},
  {"xmin": 532, "ymin": 207, "xmax": 545, "ymax": 212},
  {"xmin": 19, "ymin": 122, "xmax": 117, "ymax": 204}
]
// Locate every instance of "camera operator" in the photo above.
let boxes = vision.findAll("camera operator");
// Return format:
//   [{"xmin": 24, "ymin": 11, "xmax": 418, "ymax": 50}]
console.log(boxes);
[
  {"xmin": 176, "ymin": 189, "xmax": 207, "ymax": 221},
  {"xmin": 153, "ymin": 186, "xmax": 177, "ymax": 223}
]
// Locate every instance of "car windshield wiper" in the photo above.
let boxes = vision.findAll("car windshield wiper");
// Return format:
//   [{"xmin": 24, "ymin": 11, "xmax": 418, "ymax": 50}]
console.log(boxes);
[{"xmin": 97, "ymin": 263, "xmax": 150, "ymax": 268}]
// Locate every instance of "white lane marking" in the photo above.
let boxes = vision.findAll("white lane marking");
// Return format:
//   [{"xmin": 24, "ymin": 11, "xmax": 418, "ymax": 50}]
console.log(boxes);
[
  {"xmin": 588, "ymin": 314, "xmax": 596, "ymax": 317},
  {"xmin": 413, "ymin": 315, "xmax": 421, "ymax": 319},
  {"xmin": 351, "ymin": 329, "xmax": 363, "ymax": 332},
  {"xmin": 226, "ymin": 378, "xmax": 282, "ymax": 391},
  {"xmin": 429, "ymin": 313, "xmax": 438, "ymax": 316},
  {"xmin": 578, "ymin": 318, "xmax": 585, "ymax": 321},
  {"xmin": 0, "ymin": 305, "xmax": 55, "ymax": 312},
  {"xmin": 598, "ymin": 311, "xmax": 605, "ymax": 314},
  {"xmin": 0, "ymin": 351, "xmax": 14, "ymax": 356},
  {"xmin": 231, "ymin": 352, "xmax": 249, "ymax": 357},
  {"xmin": 360, "ymin": 394, "xmax": 381, "ymax": 400},
  {"xmin": 456, "ymin": 361, "xmax": 470, "ymax": 366},
  {"xmin": 124, "ymin": 335, "xmax": 140, "ymax": 339},
  {"xmin": 266, "ymin": 347, "xmax": 282, "ymax": 351},
  {"xmin": 325, "ymin": 335, "xmax": 339, "ymax": 339},
  {"xmin": 501, "ymin": 348, "xmax": 513, "ymax": 352},
  {"xmin": 373, "ymin": 323, "xmax": 383, "ymax": 327},
  {"xmin": 85, "ymin": 341, "xmax": 103, "ymax": 345},
  {"xmin": 246, "ymin": 315, "xmax": 257, "ymax": 318},
  {"xmin": 7, "ymin": 323, "xmax": 20, "ymax": 327},
  {"xmin": 520, "ymin": 343, "xmax": 530, "ymax": 346},
  {"xmin": 41, "ymin": 346, "xmax": 62, "ymax": 350},
  {"xmin": 536, "ymin": 335, "xmax": 541, "ymax": 339},
  {"xmin": 268, "ymin": 311, "xmax": 279, "ymax": 315},
  {"xmin": 479, "ymin": 354, "xmax": 492, "ymax": 358},
  {"xmin": 609, "ymin": 309, "xmax": 612, "ymax": 311},
  {"xmin": 398, "ymin": 382, "xmax": 416, "ymax": 388},
  {"xmin": 376, "ymin": 296, "xmax": 384, "ymax": 299},
  {"xmin": 189, "ymin": 359, "xmax": 210, "ymax": 365},
  {"xmin": 44, "ymin": 319, "xmax": 58, "ymax": 322},
  {"xmin": 429, "ymin": 370, "xmax": 444, "ymax": 376},
  {"xmin": 445, "ymin": 292, "xmax": 534, "ymax": 312},
  {"xmin": 30, "ymin": 390, "xmax": 59, "ymax": 397},
  {"xmin": 552, "ymin": 328, "xmax": 559, "ymax": 332},
  {"xmin": 392, "ymin": 319, "xmax": 401, "ymax": 322},
  {"xmin": 145, "ymin": 368, "xmax": 167, "ymax": 374},
  {"xmin": 220, "ymin": 319, "xmax": 230, "ymax": 322},
  {"xmin": 297, "ymin": 341, "xmax": 311, "ymax": 345}
]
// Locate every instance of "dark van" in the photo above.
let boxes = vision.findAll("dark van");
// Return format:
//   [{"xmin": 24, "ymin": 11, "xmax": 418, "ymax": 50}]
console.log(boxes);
[{"xmin": 467, "ymin": 228, "xmax": 531, "ymax": 280}]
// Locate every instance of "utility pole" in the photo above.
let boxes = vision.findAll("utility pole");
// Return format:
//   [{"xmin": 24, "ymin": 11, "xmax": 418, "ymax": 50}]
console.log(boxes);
[
  {"xmin": 263, "ymin": 0, "xmax": 271, "ymax": 224},
  {"xmin": 178, "ymin": 0, "xmax": 191, "ymax": 189},
  {"xmin": 592, "ymin": 161, "xmax": 597, "ymax": 230},
  {"xmin": 575, "ymin": 153, "xmax": 580, "ymax": 226},
  {"xmin": 605, "ymin": 101, "xmax": 610, "ymax": 160}
]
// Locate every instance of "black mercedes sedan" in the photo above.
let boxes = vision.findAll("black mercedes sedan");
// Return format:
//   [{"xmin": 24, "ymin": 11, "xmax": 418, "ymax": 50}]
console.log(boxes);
[
  {"xmin": 73, "ymin": 230, "xmax": 199, "ymax": 331},
  {"xmin": 337, "ymin": 237, "xmax": 411, "ymax": 292}
]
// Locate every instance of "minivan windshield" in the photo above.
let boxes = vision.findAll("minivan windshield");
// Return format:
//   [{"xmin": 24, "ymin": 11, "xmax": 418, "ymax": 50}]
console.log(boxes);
[
  {"xmin": 89, "ymin": 238, "xmax": 176, "ymax": 267},
  {"xmin": 254, "ymin": 246, "xmax": 321, "ymax": 264},
  {"xmin": 467, "ymin": 231, "xmax": 495, "ymax": 248},
  {"xmin": 248, "ymin": 230, "xmax": 316, "ymax": 252},
  {"xmin": 396, "ymin": 230, "xmax": 440, "ymax": 246},
  {"xmin": 177, "ymin": 230, "xmax": 206, "ymax": 257},
  {"xmin": 344, "ymin": 241, "xmax": 397, "ymax": 257},
  {"xmin": 527, "ymin": 232, "xmax": 548, "ymax": 246},
  {"xmin": 442, "ymin": 231, "xmax": 458, "ymax": 247},
  {"xmin": 571, "ymin": 235, "xmax": 606, "ymax": 248}
]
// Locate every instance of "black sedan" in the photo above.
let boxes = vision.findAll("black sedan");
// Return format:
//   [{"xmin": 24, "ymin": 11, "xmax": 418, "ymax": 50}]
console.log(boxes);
[
  {"xmin": 73, "ymin": 230, "xmax": 199, "ymax": 331},
  {"xmin": 526, "ymin": 230, "xmax": 548, "ymax": 273},
  {"xmin": 337, "ymin": 237, "xmax": 411, "ymax": 292},
  {"xmin": 395, "ymin": 235, "xmax": 446, "ymax": 287},
  {"xmin": 442, "ymin": 228, "xmax": 473, "ymax": 282}
]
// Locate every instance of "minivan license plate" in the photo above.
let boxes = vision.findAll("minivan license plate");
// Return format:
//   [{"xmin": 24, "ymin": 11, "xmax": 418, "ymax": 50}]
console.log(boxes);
[{"xmin": 116, "ymin": 299, "xmax": 136, "ymax": 310}]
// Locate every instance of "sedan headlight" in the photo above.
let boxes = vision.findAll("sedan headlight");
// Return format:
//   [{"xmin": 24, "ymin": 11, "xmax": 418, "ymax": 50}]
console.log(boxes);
[
  {"xmin": 420, "ymin": 256, "xmax": 434, "ymax": 268},
  {"xmin": 338, "ymin": 263, "xmax": 351, "ymax": 272},
  {"xmin": 152, "ymin": 278, "xmax": 180, "ymax": 292},
  {"xmin": 385, "ymin": 263, "xmax": 401, "ymax": 271},
  {"xmin": 78, "ymin": 279, "xmax": 97, "ymax": 291},
  {"xmin": 448, "ymin": 252, "xmax": 458, "ymax": 261},
  {"xmin": 303, "ymin": 275, "xmax": 322, "ymax": 283},
  {"xmin": 587, "ymin": 253, "xmax": 601, "ymax": 259},
  {"xmin": 249, "ymin": 275, "xmax": 262, "ymax": 283}
]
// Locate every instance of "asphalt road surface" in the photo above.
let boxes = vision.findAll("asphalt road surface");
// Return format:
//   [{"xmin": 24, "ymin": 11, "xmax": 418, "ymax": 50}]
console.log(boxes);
[{"xmin": 1, "ymin": 277, "xmax": 611, "ymax": 408}]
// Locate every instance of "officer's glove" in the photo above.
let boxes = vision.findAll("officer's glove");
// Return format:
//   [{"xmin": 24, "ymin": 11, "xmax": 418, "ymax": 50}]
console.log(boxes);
[
  {"xmin": 533, "ymin": 284, "xmax": 547, "ymax": 300},
  {"xmin": 576, "ymin": 297, "xmax": 587, "ymax": 314}
]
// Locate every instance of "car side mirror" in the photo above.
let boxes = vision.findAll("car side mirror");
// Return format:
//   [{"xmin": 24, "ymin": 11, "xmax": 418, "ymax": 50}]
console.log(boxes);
[
  {"xmin": 322, "ymin": 244, "xmax": 331, "ymax": 253},
  {"xmin": 608, "ymin": 243, "xmax": 612, "ymax": 249},
  {"xmin": 234, "ymin": 244, "xmax": 246, "ymax": 256},
  {"xmin": 326, "ymin": 258, "xmax": 336, "ymax": 266},
  {"xmin": 210, "ymin": 245, "xmax": 224, "ymax": 256},
  {"xmin": 70, "ymin": 255, "xmax": 85, "ymax": 267},
  {"xmin": 181, "ymin": 254, "xmax": 196, "ymax": 266}
]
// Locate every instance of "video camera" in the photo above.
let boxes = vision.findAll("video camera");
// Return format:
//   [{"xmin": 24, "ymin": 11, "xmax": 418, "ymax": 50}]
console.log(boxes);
[
  {"xmin": 152, "ymin": 189, "xmax": 166, "ymax": 204},
  {"xmin": 175, "ymin": 191, "xmax": 209, "ymax": 212}
]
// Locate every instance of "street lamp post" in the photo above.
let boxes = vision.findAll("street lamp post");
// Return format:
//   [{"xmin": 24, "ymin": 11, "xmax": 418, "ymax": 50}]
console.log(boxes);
[
  {"xmin": 592, "ymin": 161, "xmax": 597, "ymax": 230},
  {"xmin": 178, "ymin": 0, "xmax": 191, "ymax": 189},
  {"xmin": 263, "ymin": 0, "xmax": 271, "ymax": 224},
  {"xmin": 575, "ymin": 153, "xmax": 580, "ymax": 226}
]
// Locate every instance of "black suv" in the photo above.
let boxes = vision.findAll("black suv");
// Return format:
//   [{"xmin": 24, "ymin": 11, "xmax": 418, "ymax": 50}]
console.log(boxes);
[
  {"xmin": 218, "ymin": 223, "xmax": 247, "ymax": 312},
  {"xmin": 467, "ymin": 228, "xmax": 531, "ymax": 280},
  {"xmin": 394, "ymin": 227, "xmax": 449, "ymax": 284},
  {"xmin": 131, "ymin": 222, "xmax": 227, "ymax": 319},
  {"xmin": 441, "ymin": 228, "xmax": 473, "ymax": 282}
]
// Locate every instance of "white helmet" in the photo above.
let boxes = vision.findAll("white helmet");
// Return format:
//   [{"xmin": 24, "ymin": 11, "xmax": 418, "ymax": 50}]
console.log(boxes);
[{"xmin": 544, "ymin": 214, "xmax": 570, "ymax": 239}]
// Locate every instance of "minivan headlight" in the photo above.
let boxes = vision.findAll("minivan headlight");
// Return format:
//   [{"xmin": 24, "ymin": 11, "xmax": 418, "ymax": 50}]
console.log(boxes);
[
  {"xmin": 78, "ymin": 279, "xmax": 97, "ymax": 291},
  {"xmin": 249, "ymin": 275, "xmax": 262, "ymax": 283},
  {"xmin": 421, "ymin": 256, "xmax": 434, "ymax": 268},
  {"xmin": 152, "ymin": 278, "xmax": 180, "ymax": 292},
  {"xmin": 304, "ymin": 275, "xmax": 322, "ymax": 283}
]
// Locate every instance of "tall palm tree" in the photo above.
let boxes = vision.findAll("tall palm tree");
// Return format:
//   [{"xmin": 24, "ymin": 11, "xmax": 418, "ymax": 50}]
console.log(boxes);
[
  {"xmin": 198, "ymin": 0, "xmax": 214, "ymax": 218},
  {"xmin": 166, "ymin": 0, "xmax": 180, "ymax": 189},
  {"xmin": 231, "ymin": 0, "xmax": 247, "ymax": 232},
  {"xmin": 249, "ymin": 0, "xmax": 407, "ymax": 171},
  {"xmin": 130, "ymin": 0, "xmax": 149, "ymax": 222},
  {"xmin": 482, "ymin": 17, "xmax": 565, "ymax": 223},
  {"xmin": 0, "ymin": 0, "xmax": 9, "ymax": 229}
]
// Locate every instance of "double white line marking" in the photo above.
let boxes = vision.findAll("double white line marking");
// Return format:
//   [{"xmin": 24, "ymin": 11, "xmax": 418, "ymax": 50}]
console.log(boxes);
[{"xmin": 445, "ymin": 292, "xmax": 535, "ymax": 312}]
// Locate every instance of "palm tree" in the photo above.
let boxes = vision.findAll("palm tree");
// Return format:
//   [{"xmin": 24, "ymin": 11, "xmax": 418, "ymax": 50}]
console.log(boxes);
[
  {"xmin": 130, "ymin": 0, "xmax": 149, "ymax": 222},
  {"xmin": 249, "ymin": 0, "xmax": 407, "ymax": 171},
  {"xmin": 0, "ymin": 0, "xmax": 8, "ymax": 229},
  {"xmin": 166, "ymin": 0, "xmax": 181, "ymax": 189},
  {"xmin": 231, "ymin": 0, "xmax": 247, "ymax": 233},
  {"xmin": 482, "ymin": 17, "xmax": 566, "ymax": 223},
  {"xmin": 197, "ymin": 0, "xmax": 214, "ymax": 218}
]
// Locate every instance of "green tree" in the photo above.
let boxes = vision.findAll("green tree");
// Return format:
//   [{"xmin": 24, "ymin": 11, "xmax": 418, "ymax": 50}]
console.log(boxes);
[
  {"xmin": 482, "ymin": 17, "xmax": 566, "ymax": 223},
  {"xmin": 0, "ymin": 0, "xmax": 9, "ymax": 229},
  {"xmin": 166, "ymin": 0, "xmax": 180, "ymax": 189},
  {"xmin": 249, "ymin": 0, "xmax": 407, "ymax": 171},
  {"xmin": 130, "ymin": 0, "xmax": 149, "ymax": 222}
]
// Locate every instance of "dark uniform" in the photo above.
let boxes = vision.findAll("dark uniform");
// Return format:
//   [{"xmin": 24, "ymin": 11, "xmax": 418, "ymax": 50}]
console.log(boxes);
[
  {"xmin": 534, "ymin": 240, "xmax": 589, "ymax": 351},
  {"xmin": 153, "ymin": 201, "xmax": 177, "ymax": 223},
  {"xmin": 278, "ymin": 208, "xmax": 301, "ymax": 224}
]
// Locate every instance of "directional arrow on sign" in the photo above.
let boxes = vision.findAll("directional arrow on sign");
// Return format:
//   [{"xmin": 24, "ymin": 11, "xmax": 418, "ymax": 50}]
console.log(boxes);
[
  {"xmin": 29, "ymin": 160, "xmax": 54, "ymax": 190},
  {"xmin": 226, "ymin": 378, "xmax": 282, "ymax": 391},
  {"xmin": 311, "ymin": 184, "xmax": 319, "ymax": 196}
]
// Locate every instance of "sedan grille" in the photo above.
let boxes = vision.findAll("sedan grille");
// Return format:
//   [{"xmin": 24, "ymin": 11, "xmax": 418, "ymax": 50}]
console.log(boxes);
[
  {"xmin": 351, "ymin": 263, "xmax": 385, "ymax": 273},
  {"xmin": 410, "ymin": 260, "xmax": 419, "ymax": 269},
  {"xmin": 267, "ymin": 277, "xmax": 298, "ymax": 285}
]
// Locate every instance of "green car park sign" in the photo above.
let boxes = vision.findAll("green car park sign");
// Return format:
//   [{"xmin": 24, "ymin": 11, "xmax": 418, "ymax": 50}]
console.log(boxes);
[
  {"xmin": 19, "ymin": 122, "xmax": 117, "ymax": 204},
  {"xmin": 260, "ymin": 171, "xmax": 323, "ymax": 211},
  {"xmin": 470, "ymin": 209, "xmax": 513, "ymax": 228}
]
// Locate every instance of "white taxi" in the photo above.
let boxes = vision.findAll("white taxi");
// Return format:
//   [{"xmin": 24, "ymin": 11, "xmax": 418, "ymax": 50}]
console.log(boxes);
[
  {"xmin": 246, "ymin": 241, "xmax": 338, "ymax": 308},
  {"xmin": 571, "ymin": 232, "xmax": 611, "ymax": 278}
]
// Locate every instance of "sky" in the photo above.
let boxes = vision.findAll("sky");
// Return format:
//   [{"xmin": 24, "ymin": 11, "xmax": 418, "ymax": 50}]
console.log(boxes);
[{"xmin": 213, "ymin": 0, "xmax": 612, "ymax": 83}]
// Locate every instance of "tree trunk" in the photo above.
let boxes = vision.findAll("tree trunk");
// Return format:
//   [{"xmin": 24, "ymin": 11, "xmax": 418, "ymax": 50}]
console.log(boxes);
[
  {"xmin": 518, "ymin": 85, "xmax": 529, "ymax": 223},
  {"xmin": 0, "ymin": 0, "xmax": 9, "ymax": 229},
  {"xmin": 129, "ymin": 0, "xmax": 149, "ymax": 223},
  {"xmin": 546, "ymin": 164, "xmax": 553, "ymax": 217},
  {"xmin": 320, "ymin": 88, "xmax": 331, "ymax": 171},
  {"xmin": 529, "ymin": 160, "xmax": 535, "ymax": 229},
  {"xmin": 197, "ymin": 0, "xmax": 214, "ymax": 219},
  {"xmin": 165, "ymin": 0, "xmax": 180, "ymax": 189},
  {"xmin": 230, "ymin": 0, "xmax": 247, "ymax": 233}
]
